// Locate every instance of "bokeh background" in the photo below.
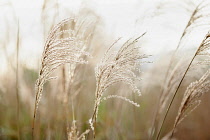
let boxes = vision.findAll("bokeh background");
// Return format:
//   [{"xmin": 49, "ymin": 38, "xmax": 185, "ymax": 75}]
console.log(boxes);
[{"xmin": 0, "ymin": 0, "xmax": 210, "ymax": 139}]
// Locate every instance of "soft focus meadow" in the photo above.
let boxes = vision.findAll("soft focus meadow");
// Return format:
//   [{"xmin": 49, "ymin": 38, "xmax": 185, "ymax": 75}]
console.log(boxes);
[{"xmin": 1, "ymin": 0, "xmax": 210, "ymax": 140}]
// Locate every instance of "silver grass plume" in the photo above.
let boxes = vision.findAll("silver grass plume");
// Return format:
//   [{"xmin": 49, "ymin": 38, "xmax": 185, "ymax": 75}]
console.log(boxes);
[
  {"xmin": 152, "ymin": 0, "xmax": 210, "ymax": 130},
  {"xmin": 32, "ymin": 18, "xmax": 91, "ymax": 136},
  {"xmin": 156, "ymin": 27, "xmax": 210, "ymax": 140},
  {"xmin": 157, "ymin": 0, "xmax": 210, "ymax": 108},
  {"xmin": 58, "ymin": 17, "xmax": 95, "ymax": 100},
  {"xmin": 171, "ymin": 69, "xmax": 210, "ymax": 137},
  {"xmin": 60, "ymin": 17, "xmax": 96, "ymax": 136},
  {"xmin": 179, "ymin": 0, "xmax": 210, "ymax": 41},
  {"xmin": 151, "ymin": 0, "xmax": 210, "ymax": 49},
  {"xmin": 90, "ymin": 33, "xmax": 150, "ymax": 136}
]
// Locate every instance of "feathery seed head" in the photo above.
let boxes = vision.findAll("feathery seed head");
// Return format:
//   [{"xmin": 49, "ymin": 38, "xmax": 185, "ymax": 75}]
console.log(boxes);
[
  {"xmin": 90, "ymin": 33, "xmax": 150, "ymax": 132},
  {"xmin": 34, "ymin": 17, "xmax": 94, "ymax": 118},
  {"xmin": 174, "ymin": 69, "xmax": 210, "ymax": 129}
]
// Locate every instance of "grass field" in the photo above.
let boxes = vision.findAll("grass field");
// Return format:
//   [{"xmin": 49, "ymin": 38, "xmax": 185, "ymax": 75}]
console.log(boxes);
[{"xmin": 1, "ymin": 0, "xmax": 210, "ymax": 140}]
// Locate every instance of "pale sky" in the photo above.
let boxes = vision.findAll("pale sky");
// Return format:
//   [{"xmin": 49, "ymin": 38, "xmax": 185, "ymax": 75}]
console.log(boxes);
[{"xmin": 0, "ymin": 0, "xmax": 207, "ymax": 73}]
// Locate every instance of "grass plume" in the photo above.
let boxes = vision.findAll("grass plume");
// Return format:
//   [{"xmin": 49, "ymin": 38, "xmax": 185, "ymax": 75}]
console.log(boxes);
[
  {"xmin": 32, "ymin": 18, "xmax": 91, "ymax": 138},
  {"xmin": 171, "ymin": 69, "xmax": 210, "ymax": 138},
  {"xmin": 156, "ymin": 30, "xmax": 210, "ymax": 140},
  {"xmin": 150, "ymin": 0, "xmax": 210, "ymax": 138},
  {"xmin": 16, "ymin": 19, "xmax": 20, "ymax": 140},
  {"xmin": 89, "ymin": 33, "xmax": 150, "ymax": 137}
]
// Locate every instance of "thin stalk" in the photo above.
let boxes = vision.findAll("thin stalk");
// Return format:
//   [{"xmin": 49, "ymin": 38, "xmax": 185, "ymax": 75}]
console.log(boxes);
[
  {"xmin": 71, "ymin": 98, "xmax": 75, "ymax": 121},
  {"xmin": 170, "ymin": 124, "xmax": 177, "ymax": 140},
  {"xmin": 63, "ymin": 66, "xmax": 70, "ymax": 135},
  {"xmin": 32, "ymin": 91, "xmax": 38, "ymax": 140},
  {"xmin": 156, "ymin": 33, "xmax": 207, "ymax": 139},
  {"xmin": 90, "ymin": 71, "xmax": 104, "ymax": 139},
  {"xmin": 132, "ymin": 93, "xmax": 137, "ymax": 138},
  {"xmin": 156, "ymin": 56, "xmax": 194, "ymax": 139},
  {"xmin": 71, "ymin": 97, "xmax": 75, "ymax": 123},
  {"xmin": 149, "ymin": 11, "xmax": 193, "ymax": 139},
  {"xmin": 91, "ymin": 89, "xmax": 99, "ymax": 139},
  {"xmin": 65, "ymin": 64, "xmax": 77, "ymax": 137},
  {"xmin": 16, "ymin": 20, "xmax": 20, "ymax": 140},
  {"xmin": 149, "ymin": 2, "xmax": 202, "ymax": 139},
  {"xmin": 32, "ymin": 0, "xmax": 47, "ymax": 137}
]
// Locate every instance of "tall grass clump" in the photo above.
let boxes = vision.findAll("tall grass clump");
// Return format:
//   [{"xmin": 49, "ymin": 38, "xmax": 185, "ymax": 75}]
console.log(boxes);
[
  {"xmin": 2, "ymin": 0, "xmax": 210, "ymax": 139},
  {"xmin": 157, "ymin": 30, "xmax": 210, "ymax": 139},
  {"xmin": 150, "ymin": 0, "xmax": 210, "ymax": 138},
  {"xmin": 89, "ymin": 33, "xmax": 150, "ymax": 137},
  {"xmin": 32, "ymin": 18, "xmax": 92, "ymax": 138},
  {"xmin": 171, "ymin": 69, "xmax": 210, "ymax": 138},
  {"xmin": 16, "ymin": 20, "xmax": 20, "ymax": 140},
  {"xmin": 59, "ymin": 17, "xmax": 96, "ymax": 138},
  {"xmin": 169, "ymin": 31, "xmax": 210, "ymax": 138}
]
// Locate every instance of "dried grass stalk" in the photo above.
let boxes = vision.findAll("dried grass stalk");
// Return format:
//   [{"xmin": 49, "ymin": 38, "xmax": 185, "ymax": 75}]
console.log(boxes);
[
  {"xmin": 59, "ymin": 17, "xmax": 96, "ymax": 137},
  {"xmin": 32, "ymin": 18, "xmax": 91, "ymax": 137},
  {"xmin": 90, "ymin": 33, "xmax": 150, "ymax": 136},
  {"xmin": 171, "ymin": 69, "xmax": 210, "ymax": 137},
  {"xmin": 157, "ymin": 28, "xmax": 210, "ymax": 140},
  {"xmin": 158, "ymin": 60, "xmax": 185, "ymax": 116},
  {"xmin": 179, "ymin": 0, "xmax": 210, "ymax": 41},
  {"xmin": 150, "ymin": 60, "xmax": 185, "ymax": 139},
  {"xmin": 157, "ymin": 0, "xmax": 210, "ymax": 116},
  {"xmin": 157, "ymin": 0, "xmax": 210, "ymax": 114},
  {"xmin": 151, "ymin": 1, "xmax": 210, "ymax": 138}
]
